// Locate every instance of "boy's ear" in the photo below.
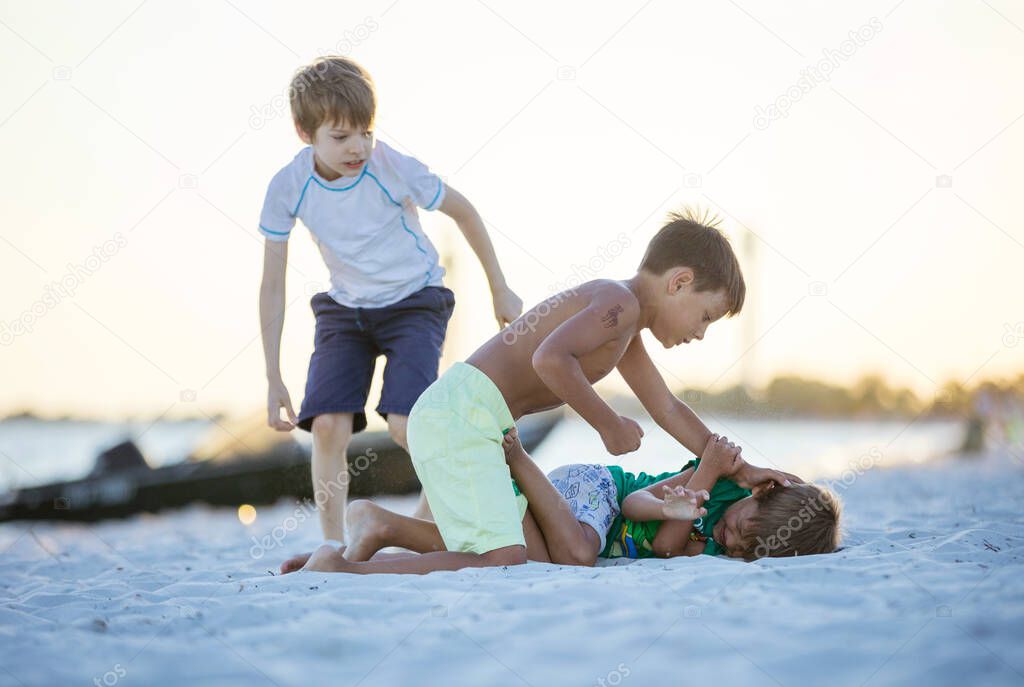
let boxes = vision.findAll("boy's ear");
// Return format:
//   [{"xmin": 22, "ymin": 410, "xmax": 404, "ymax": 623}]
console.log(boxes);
[
  {"xmin": 751, "ymin": 482, "xmax": 775, "ymax": 498},
  {"xmin": 294, "ymin": 120, "xmax": 313, "ymax": 145},
  {"xmin": 668, "ymin": 267, "xmax": 695, "ymax": 294}
]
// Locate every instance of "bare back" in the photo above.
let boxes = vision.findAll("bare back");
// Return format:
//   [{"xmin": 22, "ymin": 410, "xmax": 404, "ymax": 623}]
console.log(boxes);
[{"xmin": 467, "ymin": 280, "xmax": 640, "ymax": 419}]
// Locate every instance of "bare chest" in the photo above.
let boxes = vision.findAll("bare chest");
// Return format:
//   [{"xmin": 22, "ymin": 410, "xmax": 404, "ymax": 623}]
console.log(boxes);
[{"xmin": 576, "ymin": 337, "xmax": 632, "ymax": 383}]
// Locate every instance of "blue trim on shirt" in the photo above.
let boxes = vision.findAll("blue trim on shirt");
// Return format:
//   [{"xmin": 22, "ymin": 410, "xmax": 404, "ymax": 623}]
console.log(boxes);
[
  {"xmin": 364, "ymin": 171, "xmax": 400, "ymax": 205},
  {"xmin": 365, "ymin": 170, "xmax": 434, "ymax": 287},
  {"xmin": 398, "ymin": 216, "xmax": 429, "ymax": 257},
  {"xmin": 427, "ymin": 177, "xmax": 443, "ymax": 210},
  {"xmin": 400, "ymin": 215, "xmax": 432, "ymax": 287},
  {"xmin": 259, "ymin": 224, "xmax": 290, "ymax": 236},
  {"xmin": 294, "ymin": 167, "xmax": 368, "ymax": 216},
  {"xmin": 292, "ymin": 176, "xmax": 313, "ymax": 216},
  {"xmin": 308, "ymin": 166, "xmax": 368, "ymax": 193}
]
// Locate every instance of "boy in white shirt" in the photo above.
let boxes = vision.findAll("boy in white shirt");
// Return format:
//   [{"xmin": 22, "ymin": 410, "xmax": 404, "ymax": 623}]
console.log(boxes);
[{"xmin": 259, "ymin": 56, "xmax": 522, "ymax": 542}]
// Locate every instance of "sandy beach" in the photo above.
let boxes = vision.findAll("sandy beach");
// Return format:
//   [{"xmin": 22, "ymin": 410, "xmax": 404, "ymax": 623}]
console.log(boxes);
[
  {"xmin": 2, "ymin": 446, "xmax": 1021, "ymax": 687},
  {"xmin": 3, "ymin": 0, "xmax": 1023, "ymax": 684}
]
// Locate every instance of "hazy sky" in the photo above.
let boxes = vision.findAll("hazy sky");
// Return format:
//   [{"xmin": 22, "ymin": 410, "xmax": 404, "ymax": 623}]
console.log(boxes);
[{"xmin": 1, "ymin": 0, "xmax": 1022, "ymax": 420}]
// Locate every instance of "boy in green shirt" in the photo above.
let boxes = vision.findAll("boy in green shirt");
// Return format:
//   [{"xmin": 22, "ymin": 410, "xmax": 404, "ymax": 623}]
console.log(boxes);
[{"xmin": 502, "ymin": 429, "xmax": 841, "ymax": 563}]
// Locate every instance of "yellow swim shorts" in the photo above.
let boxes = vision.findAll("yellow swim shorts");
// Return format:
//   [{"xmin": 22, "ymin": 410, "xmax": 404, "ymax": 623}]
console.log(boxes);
[{"xmin": 408, "ymin": 362, "xmax": 526, "ymax": 554}]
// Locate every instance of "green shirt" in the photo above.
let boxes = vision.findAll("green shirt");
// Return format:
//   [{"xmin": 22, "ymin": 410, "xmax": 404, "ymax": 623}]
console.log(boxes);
[{"xmin": 600, "ymin": 458, "xmax": 751, "ymax": 558}]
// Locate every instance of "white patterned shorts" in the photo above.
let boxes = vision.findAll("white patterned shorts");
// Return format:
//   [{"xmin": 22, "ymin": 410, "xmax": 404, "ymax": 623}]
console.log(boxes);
[{"xmin": 546, "ymin": 463, "xmax": 620, "ymax": 552}]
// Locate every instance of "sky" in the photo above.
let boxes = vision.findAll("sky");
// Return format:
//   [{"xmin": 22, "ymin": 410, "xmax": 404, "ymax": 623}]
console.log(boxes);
[{"xmin": 1, "ymin": 0, "xmax": 1022, "ymax": 421}]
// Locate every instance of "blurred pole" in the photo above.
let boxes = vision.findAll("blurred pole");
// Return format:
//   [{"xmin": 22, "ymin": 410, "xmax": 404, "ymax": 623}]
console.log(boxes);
[
  {"xmin": 437, "ymin": 228, "xmax": 461, "ymax": 373},
  {"xmin": 739, "ymin": 227, "xmax": 758, "ymax": 394}
]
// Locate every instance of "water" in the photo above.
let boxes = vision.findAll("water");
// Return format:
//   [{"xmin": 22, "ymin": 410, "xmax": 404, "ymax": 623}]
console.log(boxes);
[
  {"xmin": 0, "ymin": 414, "xmax": 964, "ymax": 493},
  {"xmin": 530, "ymin": 415, "xmax": 965, "ymax": 482},
  {"xmin": 0, "ymin": 418, "xmax": 210, "ymax": 491}
]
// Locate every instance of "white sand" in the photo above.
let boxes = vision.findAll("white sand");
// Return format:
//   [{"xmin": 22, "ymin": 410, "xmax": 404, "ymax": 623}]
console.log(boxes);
[{"xmin": 2, "ymin": 450, "xmax": 1022, "ymax": 687}]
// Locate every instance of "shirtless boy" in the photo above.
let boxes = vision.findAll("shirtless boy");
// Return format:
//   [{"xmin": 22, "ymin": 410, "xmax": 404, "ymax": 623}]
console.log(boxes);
[{"xmin": 300, "ymin": 209, "xmax": 783, "ymax": 574}]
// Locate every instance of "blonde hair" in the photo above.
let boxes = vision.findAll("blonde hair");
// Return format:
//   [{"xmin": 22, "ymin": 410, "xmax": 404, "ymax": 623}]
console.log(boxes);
[
  {"xmin": 290, "ymin": 56, "xmax": 375, "ymax": 138},
  {"xmin": 735, "ymin": 483, "xmax": 842, "ymax": 560}
]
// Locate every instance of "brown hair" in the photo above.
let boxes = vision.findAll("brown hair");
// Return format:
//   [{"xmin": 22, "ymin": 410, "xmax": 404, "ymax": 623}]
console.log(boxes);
[
  {"xmin": 290, "ymin": 56, "xmax": 376, "ymax": 138},
  {"xmin": 734, "ymin": 483, "xmax": 842, "ymax": 560},
  {"xmin": 638, "ymin": 208, "xmax": 745, "ymax": 316}
]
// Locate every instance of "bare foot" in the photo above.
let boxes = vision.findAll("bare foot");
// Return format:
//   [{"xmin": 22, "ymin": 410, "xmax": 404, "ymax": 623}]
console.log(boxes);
[
  {"xmin": 501, "ymin": 426, "xmax": 527, "ymax": 464},
  {"xmin": 301, "ymin": 544, "xmax": 352, "ymax": 572},
  {"xmin": 344, "ymin": 500, "xmax": 387, "ymax": 562},
  {"xmin": 280, "ymin": 552, "xmax": 312, "ymax": 574},
  {"xmin": 281, "ymin": 544, "xmax": 349, "ymax": 574}
]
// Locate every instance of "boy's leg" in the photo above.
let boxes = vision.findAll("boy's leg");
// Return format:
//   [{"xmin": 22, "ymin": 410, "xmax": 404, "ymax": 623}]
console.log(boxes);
[
  {"xmin": 412, "ymin": 493, "xmax": 434, "ymax": 521},
  {"xmin": 521, "ymin": 509, "xmax": 552, "ymax": 563},
  {"xmin": 303, "ymin": 544, "xmax": 526, "ymax": 574},
  {"xmin": 384, "ymin": 413, "xmax": 434, "ymax": 521},
  {"xmin": 282, "ymin": 546, "xmax": 424, "ymax": 574},
  {"xmin": 386, "ymin": 413, "xmax": 409, "ymax": 450},
  {"xmin": 344, "ymin": 499, "xmax": 445, "ymax": 561},
  {"xmin": 345, "ymin": 498, "xmax": 552, "ymax": 563},
  {"xmin": 279, "ymin": 500, "xmax": 441, "ymax": 573},
  {"xmin": 375, "ymin": 287, "xmax": 456, "ymax": 522},
  {"xmin": 297, "ymin": 291, "xmax": 378, "ymax": 541},
  {"xmin": 310, "ymin": 412, "xmax": 354, "ymax": 542},
  {"xmin": 284, "ymin": 498, "xmax": 551, "ymax": 572},
  {"xmin": 504, "ymin": 435, "xmax": 602, "ymax": 566},
  {"xmin": 305, "ymin": 417, "xmax": 529, "ymax": 574},
  {"xmin": 365, "ymin": 336, "xmax": 525, "ymax": 577}
]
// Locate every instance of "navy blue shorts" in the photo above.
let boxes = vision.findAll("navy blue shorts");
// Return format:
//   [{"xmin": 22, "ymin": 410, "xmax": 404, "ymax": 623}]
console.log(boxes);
[{"xmin": 297, "ymin": 286, "xmax": 455, "ymax": 433}]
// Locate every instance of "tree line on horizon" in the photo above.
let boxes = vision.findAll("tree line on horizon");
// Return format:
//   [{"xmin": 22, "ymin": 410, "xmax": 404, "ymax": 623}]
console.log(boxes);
[
  {"xmin": 5, "ymin": 373, "xmax": 1024, "ymax": 423},
  {"xmin": 611, "ymin": 372, "xmax": 1024, "ymax": 420}
]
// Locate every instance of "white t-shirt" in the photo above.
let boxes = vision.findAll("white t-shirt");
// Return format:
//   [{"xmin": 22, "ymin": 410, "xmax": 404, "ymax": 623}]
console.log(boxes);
[{"xmin": 259, "ymin": 140, "xmax": 447, "ymax": 308}]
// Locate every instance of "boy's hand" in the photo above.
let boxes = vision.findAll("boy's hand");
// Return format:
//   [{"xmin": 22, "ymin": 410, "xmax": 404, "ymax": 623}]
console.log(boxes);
[
  {"xmin": 701, "ymin": 434, "xmax": 742, "ymax": 477},
  {"xmin": 661, "ymin": 485, "xmax": 709, "ymax": 521},
  {"xmin": 600, "ymin": 416, "xmax": 644, "ymax": 455},
  {"xmin": 732, "ymin": 463, "xmax": 802, "ymax": 491},
  {"xmin": 501, "ymin": 426, "xmax": 527, "ymax": 463},
  {"xmin": 492, "ymin": 286, "xmax": 523, "ymax": 328},
  {"xmin": 267, "ymin": 380, "xmax": 298, "ymax": 431}
]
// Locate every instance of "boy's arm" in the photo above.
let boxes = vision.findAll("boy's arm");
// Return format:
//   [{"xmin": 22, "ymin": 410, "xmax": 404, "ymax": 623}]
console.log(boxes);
[
  {"xmin": 532, "ymin": 287, "xmax": 645, "ymax": 455},
  {"xmin": 438, "ymin": 186, "xmax": 522, "ymax": 327},
  {"xmin": 649, "ymin": 460, "xmax": 726, "ymax": 556},
  {"xmin": 616, "ymin": 335, "xmax": 712, "ymax": 457},
  {"xmin": 621, "ymin": 486, "xmax": 708, "ymax": 523},
  {"xmin": 622, "ymin": 440, "xmax": 733, "ymax": 523},
  {"xmin": 617, "ymin": 338, "xmax": 803, "ymax": 489},
  {"xmin": 649, "ymin": 435, "xmax": 740, "ymax": 557},
  {"xmin": 259, "ymin": 239, "xmax": 297, "ymax": 431},
  {"xmin": 620, "ymin": 468, "xmax": 695, "ymax": 521}
]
